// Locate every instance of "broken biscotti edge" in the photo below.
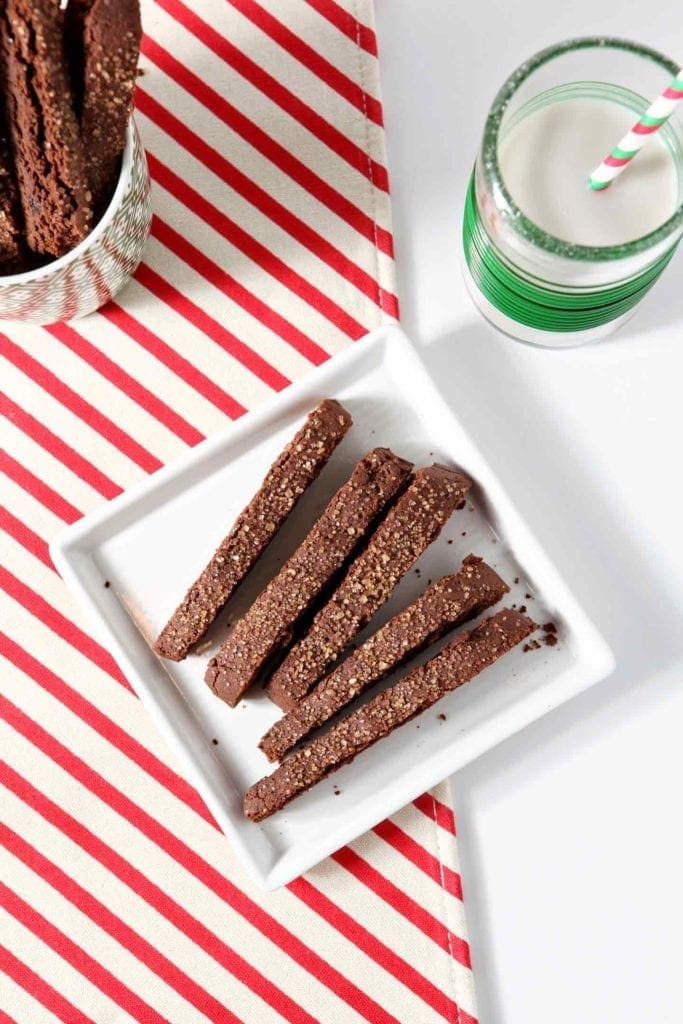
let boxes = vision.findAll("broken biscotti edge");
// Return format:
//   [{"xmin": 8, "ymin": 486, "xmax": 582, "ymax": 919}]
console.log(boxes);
[
  {"xmin": 204, "ymin": 447, "xmax": 413, "ymax": 707},
  {"xmin": 259, "ymin": 555, "xmax": 508, "ymax": 763},
  {"xmin": 154, "ymin": 399, "xmax": 352, "ymax": 662},
  {"xmin": 265, "ymin": 463, "xmax": 472, "ymax": 711},
  {"xmin": 0, "ymin": 117, "xmax": 22, "ymax": 267},
  {"xmin": 244, "ymin": 608, "xmax": 536, "ymax": 822}
]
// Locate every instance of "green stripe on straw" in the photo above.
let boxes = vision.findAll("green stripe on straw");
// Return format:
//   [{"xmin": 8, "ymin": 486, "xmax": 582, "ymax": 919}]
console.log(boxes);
[{"xmin": 588, "ymin": 64, "xmax": 683, "ymax": 189}]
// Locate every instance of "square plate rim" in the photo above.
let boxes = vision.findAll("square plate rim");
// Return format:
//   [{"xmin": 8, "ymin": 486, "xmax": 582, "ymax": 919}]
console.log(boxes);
[{"xmin": 50, "ymin": 324, "xmax": 615, "ymax": 889}]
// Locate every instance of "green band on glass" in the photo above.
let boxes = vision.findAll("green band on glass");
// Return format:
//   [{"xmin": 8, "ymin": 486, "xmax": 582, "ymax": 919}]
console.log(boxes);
[{"xmin": 463, "ymin": 174, "xmax": 677, "ymax": 332}]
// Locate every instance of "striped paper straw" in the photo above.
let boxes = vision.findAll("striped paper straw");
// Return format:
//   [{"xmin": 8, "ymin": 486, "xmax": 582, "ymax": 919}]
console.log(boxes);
[{"xmin": 588, "ymin": 68, "xmax": 683, "ymax": 190}]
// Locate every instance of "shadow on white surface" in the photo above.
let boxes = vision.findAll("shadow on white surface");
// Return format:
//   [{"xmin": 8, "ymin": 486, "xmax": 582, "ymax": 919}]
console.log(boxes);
[
  {"xmin": 375, "ymin": 1, "xmax": 683, "ymax": 1017},
  {"xmin": 422, "ymin": 323, "xmax": 682, "ymax": 676},
  {"xmin": 421, "ymin": 323, "xmax": 683, "ymax": 1022}
]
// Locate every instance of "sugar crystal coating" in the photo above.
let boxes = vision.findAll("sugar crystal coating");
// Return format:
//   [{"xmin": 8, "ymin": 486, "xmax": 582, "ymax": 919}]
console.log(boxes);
[
  {"xmin": 205, "ymin": 446, "xmax": 413, "ymax": 706},
  {"xmin": 244, "ymin": 608, "xmax": 537, "ymax": 821},
  {"xmin": 266, "ymin": 464, "xmax": 472, "ymax": 710},
  {"xmin": 154, "ymin": 400, "xmax": 352, "ymax": 661},
  {"xmin": 259, "ymin": 555, "xmax": 508, "ymax": 762}
]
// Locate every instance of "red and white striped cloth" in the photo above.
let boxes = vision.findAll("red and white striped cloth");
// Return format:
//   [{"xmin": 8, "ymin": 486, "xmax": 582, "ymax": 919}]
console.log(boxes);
[{"xmin": 0, "ymin": 2, "xmax": 479, "ymax": 1021}]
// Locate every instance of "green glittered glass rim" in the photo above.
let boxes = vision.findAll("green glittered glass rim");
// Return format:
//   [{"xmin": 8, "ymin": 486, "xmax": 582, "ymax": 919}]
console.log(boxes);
[{"xmin": 482, "ymin": 37, "xmax": 683, "ymax": 262}]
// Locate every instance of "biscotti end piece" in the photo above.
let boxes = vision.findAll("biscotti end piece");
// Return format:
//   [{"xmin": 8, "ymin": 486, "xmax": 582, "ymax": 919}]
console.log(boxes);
[
  {"xmin": 2, "ymin": 0, "xmax": 92, "ymax": 257},
  {"xmin": 154, "ymin": 399, "xmax": 353, "ymax": 662},
  {"xmin": 245, "ymin": 608, "xmax": 536, "ymax": 821},
  {"xmin": 265, "ymin": 462, "xmax": 472, "ymax": 710},
  {"xmin": 259, "ymin": 554, "xmax": 509, "ymax": 763},
  {"xmin": 0, "ymin": 120, "xmax": 22, "ymax": 267},
  {"xmin": 66, "ymin": 0, "xmax": 142, "ymax": 207},
  {"xmin": 205, "ymin": 447, "xmax": 413, "ymax": 707}
]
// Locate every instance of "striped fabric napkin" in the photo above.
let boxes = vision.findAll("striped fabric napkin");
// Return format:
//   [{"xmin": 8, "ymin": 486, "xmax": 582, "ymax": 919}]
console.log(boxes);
[{"xmin": 0, "ymin": 2, "xmax": 478, "ymax": 1021}]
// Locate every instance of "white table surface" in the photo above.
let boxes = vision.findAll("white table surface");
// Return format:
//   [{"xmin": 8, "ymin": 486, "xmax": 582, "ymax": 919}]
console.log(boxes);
[{"xmin": 375, "ymin": 4, "xmax": 683, "ymax": 1023}]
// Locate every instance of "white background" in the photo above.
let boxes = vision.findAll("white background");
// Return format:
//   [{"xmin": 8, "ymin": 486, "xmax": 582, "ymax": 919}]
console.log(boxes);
[{"xmin": 375, "ymin": 3, "xmax": 683, "ymax": 1023}]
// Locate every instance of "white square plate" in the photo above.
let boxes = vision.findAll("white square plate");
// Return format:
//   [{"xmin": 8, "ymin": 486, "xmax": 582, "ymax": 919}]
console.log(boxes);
[{"xmin": 51, "ymin": 325, "xmax": 614, "ymax": 889}]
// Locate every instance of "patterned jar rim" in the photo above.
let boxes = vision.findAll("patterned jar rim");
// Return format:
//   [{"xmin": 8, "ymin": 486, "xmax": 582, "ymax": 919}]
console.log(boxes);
[{"xmin": 0, "ymin": 118, "xmax": 139, "ymax": 286}]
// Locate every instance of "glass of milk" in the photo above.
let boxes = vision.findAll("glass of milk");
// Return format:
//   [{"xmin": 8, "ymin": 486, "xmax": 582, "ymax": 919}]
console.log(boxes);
[{"xmin": 462, "ymin": 38, "xmax": 683, "ymax": 347}]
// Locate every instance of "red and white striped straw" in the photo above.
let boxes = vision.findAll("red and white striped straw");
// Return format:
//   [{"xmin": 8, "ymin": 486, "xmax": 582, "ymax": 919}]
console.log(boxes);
[{"xmin": 588, "ymin": 67, "xmax": 683, "ymax": 190}]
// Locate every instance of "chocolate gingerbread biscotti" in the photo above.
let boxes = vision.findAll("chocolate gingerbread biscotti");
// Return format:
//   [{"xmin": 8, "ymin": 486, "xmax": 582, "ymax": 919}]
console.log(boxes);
[
  {"xmin": 65, "ymin": 0, "xmax": 141, "ymax": 208},
  {"xmin": 259, "ymin": 555, "xmax": 508, "ymax": 763},
  {"xmin": 1, "ymin": 0, "xmax": 92, "ymax": 257},
  {"xmin": 0, "ymin": 118, "xmax": 21, "ymax": 267},
  {"xmin": 265, "ymin": 464, "xmax": 472, "ymax": 711},
  {"xmin": 155, "ymin": 400, "xmax": 352, "ymax": 662},
  {"xmin": 245, "ymin": 609, "xmax": 536, "ymax": 821},
  {"xmin": 205, "ymin": 448, "xmax": 413, "ymax": 707}
]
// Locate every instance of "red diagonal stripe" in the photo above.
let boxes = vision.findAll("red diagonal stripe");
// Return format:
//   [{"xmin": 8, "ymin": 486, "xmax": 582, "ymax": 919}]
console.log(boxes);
[
  {"xmin": 303, "ymin": 0, "xmax": 378, "ymax": 57},
  {"xmin": 0, "ymin": 335, "xmax": 161, "ymax": 475},
  {"xmin": 0, "ymin": 394, "xmax": 122, "ymax": 500},
  {"xmin": 137, "ymin": 113, "xmax": 369, "ymax": 339},
  {"xmin": 150, "ymin": 205, "xmax": 334, "ymax": 361},
  {"xmin": 380, "ymin": 288, "xmax": 399, "ymax": 320},
  {"xmin": 0, "ymin": 824, "xmax": 245, "ymax": 1024},
  {"xmin": 1, "ymin": 621, "xmax": 459, "ymax": 1023},
  {"xmin": 1, "ymin": 508, "xmax": 53, "ymax": 570},
  {"xmin": 0, "ymin": 634, "xmax": 213, "ymax": 825},
  {"xmin": 134, "ymin": 261, "xmax": 294, "ymax": 389},
  {"xmin": 2, "ymin": 509, "xmax": 460, "ymax": 1021},
  {"xmin": 140, "ymin": 35, "xmax": 393, "ymax": 256},
  {"xmin": 373, "ymin": 818, "xmax": 463, "ymax": 900},
  {"xmin": 0, "ymin": 708, "xmax": 399, "ymax": 1024},
  {"xmin": 413, "ymin": 791, "xmax": 457, "ymax": 835},
  {"xmin": 0, "ymin": 881, "xmax": 167, "ymax": 1024},
  {"xmin": 151, "ymin": 0, "xmax": 389, "ymax": 190},
  {"xmin": 0, "ymin": 1009, "xmax": 17, "ymax": 1024},
  {"xmin": 459, "ymin": 1011, "xmax": 479, "ymax": 1024},
  {"xmin": 228, "ymin": 0, "xmax": 383, "ymax": 125},
  {"xmin": 139, "ymin": 99, "xmax": 389, "ymax": 309},
  {"xmin": 0, "ymin": 487, "xmax": 214, "ymax": 823},
  {"xmin": 2, "ymin": 510, "xmax": 211, "ymax": 822},
  {"xmin": 100, "ymin": 303, "xmax": 247, "ymax": 420},
  {"xmin": 289, "ymin": 876, "xmax": 459, "ymax": 1023},
  {"xmin": 0, "ymin": 944, "xmax": 95, "ymax": 1024},
  {"xmin": 632, "ymin": 121, "xmax": 659, "ymax": 135},
  {"xmin": 7, "ymin": 512, "xmax": 462, "ymax": 1015},
  {"xmin": 46, "ymin": 323, "xmax": 205, "ymax": 448},
  {"xmin": 332, "ymin": 846, "xmax": 471, "ymax": 967},
  {"xmin": 5, "ymin": 514, "xmax": 459, "ymax": 1018},
  {"xmin": 0, "ymin": 450, "xmax": 82, "ymax": 525},
  {"xmin": 664, "ymin": 86, "xmax": 683, "ymax": 99},
  {"xmin": 0, "ymin": 761, "xmax": 320, "ymax": 1024},
  {"xmin": 138, "ymin": 67, "xmax": 388, "ymax": 309},
  {"xmin": 0, "ymin": 567, "xmax": 130, "ymax": 691}
]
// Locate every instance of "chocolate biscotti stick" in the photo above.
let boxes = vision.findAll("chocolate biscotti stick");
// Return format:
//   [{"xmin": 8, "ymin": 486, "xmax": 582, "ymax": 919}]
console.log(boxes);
[
  {"xmin": 65, "ymin": 0, "xmax": 141, "ymax": 207},
  {"xmin": 205, "ymin": 448, "xmax": 413, "ymax": 707},
  {"xmin": 155, "ymin": 400, "xmax": 352, "ymax": 662},
  {"xmin": 265, "ymin": 464, "xmax": 472, "ymax": 711},
  {"xmin": 245, "ymin": 609, "xmax": 536, "ymax": 821},
  {"xmin": 1, "ymin": 0, "xmax": 92, "ymax": 257},
  {"xmin": 259, "ymin": 556, "xmax": 508, "ymax": 763},
  {"xmin": 0, "ymin": 121, "xmax": 21, "ymax": 267}
]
